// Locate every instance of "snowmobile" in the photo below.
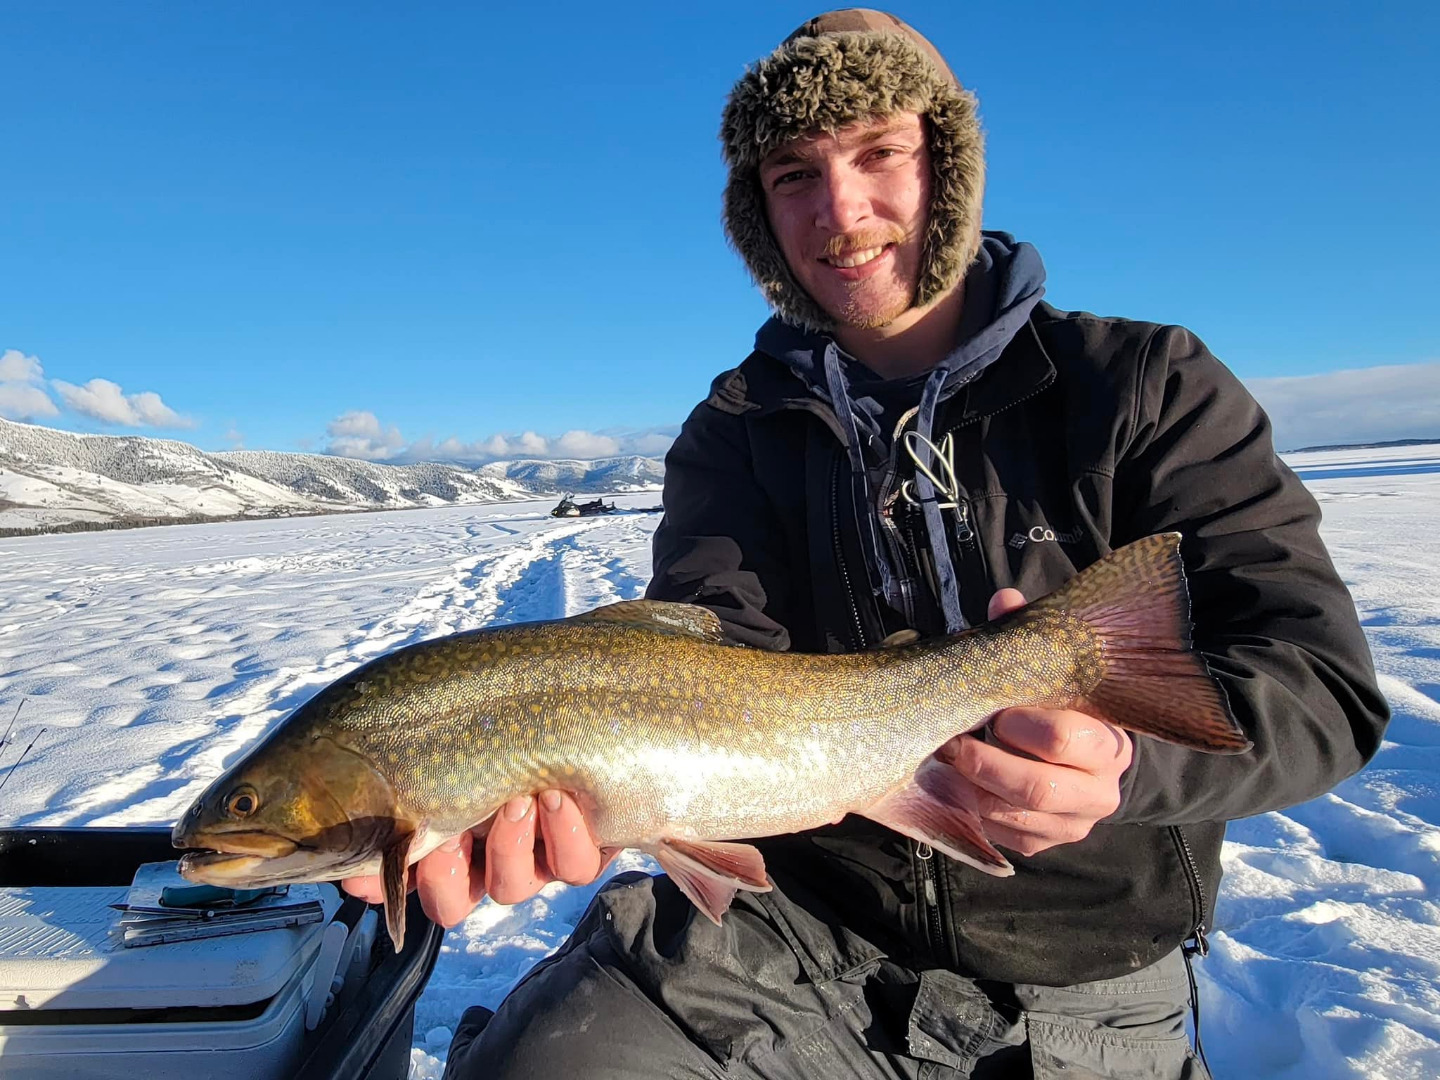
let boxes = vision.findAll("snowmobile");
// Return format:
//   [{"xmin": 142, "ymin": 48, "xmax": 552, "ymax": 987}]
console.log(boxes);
[{"xmin": 550, "ymin": 494, "xmax": 617, "ymax": 518}]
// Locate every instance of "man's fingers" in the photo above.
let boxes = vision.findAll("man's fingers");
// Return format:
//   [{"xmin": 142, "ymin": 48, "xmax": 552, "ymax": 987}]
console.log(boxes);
[
  {"xmin": 991, "ymin": 708, "xmax": 1132, "ymax": 773},
  {"xmin": 414, "ymin": 832, "xmax": 478, "ymax": 928},
  {"xmin": 485, "ymin": 795, "xmax": 549, "ymax": 904},
  {"xmin": 950, "ymin": 729, "xmax": 1118, "ymax": 818},
  {"xmin": 979, "ymin": 817, "xmax": 1080, "ymax": 857},
  {"xmin": 537, "ymin": 790, "xmax": 603, "ymax": 886},
  {"xmin": 987, "ymin": 588, "xmax": 1027, "ymax": 621},
  {"xmin": 340, "ymin": 875, "xmax": 383, "ymax": 904}
]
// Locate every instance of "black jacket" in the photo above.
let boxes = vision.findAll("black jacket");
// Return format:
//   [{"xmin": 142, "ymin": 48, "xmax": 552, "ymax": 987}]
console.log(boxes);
[{"xmin": 646, "ymin": 301, "xmax": 1389, "ymax": 986}]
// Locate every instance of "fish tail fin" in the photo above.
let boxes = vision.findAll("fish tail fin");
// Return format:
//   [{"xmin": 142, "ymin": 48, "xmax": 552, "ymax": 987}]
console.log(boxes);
[{"xmin": 1029, "ymin": 533, "xmax": 1251, "ymax": 754}]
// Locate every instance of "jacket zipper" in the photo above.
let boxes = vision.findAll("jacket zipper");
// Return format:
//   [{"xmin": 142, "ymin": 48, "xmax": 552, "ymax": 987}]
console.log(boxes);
[
  {"xmin": 915, "ymin": 841, "xmax": 945, "ymax": 951},
  {"xmin": 830, "ymin": 456, "xmax": 869, "ymax": 651},
  {"xmin": 1172, "ymin": 825, "xmax": 1211, "ymax": 956}
]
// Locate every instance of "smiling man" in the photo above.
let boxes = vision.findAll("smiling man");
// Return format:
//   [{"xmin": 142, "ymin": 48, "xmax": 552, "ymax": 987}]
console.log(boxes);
[{"xmin": 441, "ymin": 11, "xmax": 1386, "ymax": 1079}]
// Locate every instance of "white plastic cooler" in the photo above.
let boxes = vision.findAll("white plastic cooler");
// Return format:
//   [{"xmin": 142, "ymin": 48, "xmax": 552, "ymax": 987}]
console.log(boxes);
[{"xmin": 0, "ymin": 879, "xmax": 343, "ymax": 1079}]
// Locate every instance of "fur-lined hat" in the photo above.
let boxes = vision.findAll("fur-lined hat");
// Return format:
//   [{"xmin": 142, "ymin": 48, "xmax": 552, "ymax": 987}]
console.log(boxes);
[{"xmin": 721, "ymin": 9, "xmax": 985, "ymax": 332}]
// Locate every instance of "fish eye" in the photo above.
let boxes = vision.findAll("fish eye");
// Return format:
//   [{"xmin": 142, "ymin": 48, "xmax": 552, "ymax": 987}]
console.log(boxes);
[{"xmin": 226, "ymin": 787, "xmax": 260, "ymax": 818}]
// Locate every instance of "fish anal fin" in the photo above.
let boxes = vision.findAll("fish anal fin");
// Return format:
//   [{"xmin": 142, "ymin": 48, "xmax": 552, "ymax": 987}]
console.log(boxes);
[
  {"xmin": 651, "ymin": 838, "xmax": 772, "ymax": 925},
  {"xmin": 380, "ymin": 829, "xmax": 414, "ymax": 953},
  {"xmin": 574, "ymin": 600, "xmax": 729, "ymax": 644},
  {"xmin": 862, "ymin": 761, "xmax": 1014, "ymax": 878}
]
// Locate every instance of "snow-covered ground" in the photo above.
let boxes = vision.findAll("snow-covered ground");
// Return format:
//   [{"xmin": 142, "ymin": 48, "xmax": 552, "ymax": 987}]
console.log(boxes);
[{"xmin": 1, "ymin": 447, "xmax": 1437, "ymax": 1079}]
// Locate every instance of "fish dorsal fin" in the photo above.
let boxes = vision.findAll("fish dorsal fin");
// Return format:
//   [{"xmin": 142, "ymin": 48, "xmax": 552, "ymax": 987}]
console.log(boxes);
[
  {"xmin": 879, "ymin": 628, "xmax": 921, "ymax": 648},
  {"xmin": 574, "ymin": 600, "xmax": 729, "ymax": 644}
]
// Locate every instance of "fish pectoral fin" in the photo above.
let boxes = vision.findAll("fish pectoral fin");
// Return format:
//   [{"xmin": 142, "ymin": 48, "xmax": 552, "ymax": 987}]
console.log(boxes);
[
  {"xmin": 651, "ymin": 838, "xmax": 771, "ymax": 926},
  {"xmin": 862, "ymin": 760, "xmax": 1014, "ymax": 878},
  {"xmin": 380, "ymin": 829, "xmax": 414, "ymax": 953}
]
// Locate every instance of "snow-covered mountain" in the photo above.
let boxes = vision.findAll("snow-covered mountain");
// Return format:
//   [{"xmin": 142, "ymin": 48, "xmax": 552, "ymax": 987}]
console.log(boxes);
[
  {"xmin": 478, "ymin": 455, "xmax": 665, "ymax": 494},
  {"xmin": 0, "ymin": 418, "xmax": 663, "ymax": 533}
]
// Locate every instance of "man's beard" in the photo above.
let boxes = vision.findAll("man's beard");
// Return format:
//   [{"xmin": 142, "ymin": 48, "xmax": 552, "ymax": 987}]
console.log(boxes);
[
  {"xmin": 818, "ymin": 227, "xmax": 919, "ymax": 330},
  {"xmin": 838, "ymin": 282, "xmax": 918, "ymax": 329}
]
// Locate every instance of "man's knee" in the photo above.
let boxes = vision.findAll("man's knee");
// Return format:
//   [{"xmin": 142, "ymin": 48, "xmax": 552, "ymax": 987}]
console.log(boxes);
[{"xmin": 443, "ymin": 877, "xmax": 720, "ymax": 1080}]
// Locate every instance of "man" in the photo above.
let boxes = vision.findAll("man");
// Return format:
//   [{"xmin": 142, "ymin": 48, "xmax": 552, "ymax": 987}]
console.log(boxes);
[{"xmin": 425, "ymin": 11, "xmax": 1387, "ymax": 1078}]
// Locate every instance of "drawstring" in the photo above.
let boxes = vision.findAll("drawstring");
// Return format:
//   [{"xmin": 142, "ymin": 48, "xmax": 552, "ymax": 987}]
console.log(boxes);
[
  {"xmin": 910, "ymin": 369, "xmax": 969, "ymax": 633},
  {"xmin": 823, "ymin": 343, "xmax": 904, "ymax": 612},
  {"xmin": 1181, "ymin": 936, "xmax": 1213, "ymax": 1075},
  {"xmin": 823, "ymin": 342, "xmax": 975, "ymax": 634}
]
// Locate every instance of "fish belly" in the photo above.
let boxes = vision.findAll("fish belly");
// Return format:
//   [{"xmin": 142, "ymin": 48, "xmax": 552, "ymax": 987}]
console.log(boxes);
[{"xmin": 578, "ymin": 719, "xmax": 922, "ymax": 846}]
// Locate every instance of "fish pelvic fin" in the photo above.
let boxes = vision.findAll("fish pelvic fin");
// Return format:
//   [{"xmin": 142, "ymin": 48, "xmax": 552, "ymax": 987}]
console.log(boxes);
[
  {"xmin": 862, "ymin": 759, "xmax": 1014, "ymax": 877},
  {"xmin": 380, "ymin": 828, "xmax": 414, "ymax": 953},
  {"xmin": 650, "ymin": 838, "xmax": 772, "ymax": 925},
  {"xmin": 1030, "ymin": 532, "xmax": 1252, "ymax": 754}
]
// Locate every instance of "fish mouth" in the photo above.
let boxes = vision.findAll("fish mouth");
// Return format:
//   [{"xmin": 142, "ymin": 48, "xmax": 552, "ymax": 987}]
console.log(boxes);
[
  {"xmin": 178, "ymin": 850, "xmax": 274, "ymax": 882},
  {"xmin": 175, "ymin": 823, "xmax": 385, "ymax": 888},
  {"xmin": 178, "ymin": 843, "xmax": 375, "ymax": 888},
  {"xmin": 177, "ymin": 829, "xmax": 301, "ymax": 859}
]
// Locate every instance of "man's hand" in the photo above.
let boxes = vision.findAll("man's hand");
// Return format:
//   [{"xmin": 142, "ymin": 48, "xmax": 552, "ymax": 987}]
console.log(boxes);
[
  {"xmin": 339, "ymin": 790, "xmax": 608, "ymax": 928},
  {"xmin": 936, "ymin": 588, "xmax": 1134, "ymax": 856}
]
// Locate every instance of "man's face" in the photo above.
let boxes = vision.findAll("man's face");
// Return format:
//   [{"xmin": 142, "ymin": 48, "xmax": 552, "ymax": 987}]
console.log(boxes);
[{"xmin": 759, "ymin": 113, "xmax": 931, "ymax": 330}]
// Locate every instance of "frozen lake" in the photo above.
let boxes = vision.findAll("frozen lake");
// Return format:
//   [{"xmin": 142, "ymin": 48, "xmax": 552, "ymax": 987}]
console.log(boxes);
[{"xmin": 2, "ymin": 446, "xmax": 1438, "ymax": 1079}]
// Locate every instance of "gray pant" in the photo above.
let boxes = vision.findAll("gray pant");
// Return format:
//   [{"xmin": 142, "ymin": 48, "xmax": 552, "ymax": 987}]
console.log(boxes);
[{"xmin": 444, "ymin": 871, "xmax": 1210, "ymax": 1080}]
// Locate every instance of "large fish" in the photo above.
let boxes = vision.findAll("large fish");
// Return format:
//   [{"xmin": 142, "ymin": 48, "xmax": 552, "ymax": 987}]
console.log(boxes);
[{"xmin": 172, "ymin": 533, "xmax": 1249, "ymax": 949}]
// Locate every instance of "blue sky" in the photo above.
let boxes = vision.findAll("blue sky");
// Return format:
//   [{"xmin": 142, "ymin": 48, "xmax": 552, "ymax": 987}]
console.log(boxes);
[{"xmin": 2, "ymin": 1, "xmax": 1436, "ymax": 458}]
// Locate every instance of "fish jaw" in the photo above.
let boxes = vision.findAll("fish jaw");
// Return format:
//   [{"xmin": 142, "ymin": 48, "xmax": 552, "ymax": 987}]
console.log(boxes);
[{"xmin": 178, "ymin": 844, "xmax": 381, "ymax": 888}]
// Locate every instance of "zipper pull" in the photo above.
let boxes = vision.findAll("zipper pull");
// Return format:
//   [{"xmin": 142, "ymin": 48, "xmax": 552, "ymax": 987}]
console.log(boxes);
[
  {"xmin": 915, "ymin": 841, "xmax": 937, "ymax": 905},
  {"xmin": 953, "ymin": 500, "xmax": 974, "ymax": 542},
  {"xmin": 1184, "ymin": 926, "xmax": 1211, "ymax": 958}
]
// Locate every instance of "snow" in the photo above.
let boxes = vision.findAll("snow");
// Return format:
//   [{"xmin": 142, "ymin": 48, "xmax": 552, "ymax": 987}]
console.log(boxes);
[{"xmin": 0, "ymin": 451, "xmax": 1436, "ymax": 1078}]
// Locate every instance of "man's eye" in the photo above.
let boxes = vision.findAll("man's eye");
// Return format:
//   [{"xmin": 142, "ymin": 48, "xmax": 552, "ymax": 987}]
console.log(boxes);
[{"xmin": 770, "ymin": 169, "xmax": 809, "ymax": 189}]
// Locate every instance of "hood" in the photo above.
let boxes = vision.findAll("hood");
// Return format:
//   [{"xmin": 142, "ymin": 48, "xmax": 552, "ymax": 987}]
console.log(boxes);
[
  {"xmin": 754, "ymin": 232, "xmax": 1047, "ymax": 441},
  {"xmin": 721, "ymin": 10, "xmax": 985, "ymax": 333}
]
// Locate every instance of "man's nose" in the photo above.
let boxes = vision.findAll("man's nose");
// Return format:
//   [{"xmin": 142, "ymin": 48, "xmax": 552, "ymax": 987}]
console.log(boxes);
[{"xmin": 814, "ymin": 166, "xmax": 870, "ymax": 233}]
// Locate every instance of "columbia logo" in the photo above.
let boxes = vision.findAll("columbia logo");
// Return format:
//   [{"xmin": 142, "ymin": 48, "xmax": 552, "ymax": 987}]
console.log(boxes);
[{"xmin": 1009, "ymin": 525, "xmax": 1083, "ymax": 549}]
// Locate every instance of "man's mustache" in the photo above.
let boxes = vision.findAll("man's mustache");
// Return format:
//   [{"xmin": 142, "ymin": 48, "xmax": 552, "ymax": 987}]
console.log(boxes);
[{"xmin": 818, "ymin": 228, "xmax": 909, "ymax": 260}]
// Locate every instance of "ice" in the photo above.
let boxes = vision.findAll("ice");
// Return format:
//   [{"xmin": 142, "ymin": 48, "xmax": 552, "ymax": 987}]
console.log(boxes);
[{"xmin": 0, "ymin": 448, "xmax": 1436, "ymax": 1078}]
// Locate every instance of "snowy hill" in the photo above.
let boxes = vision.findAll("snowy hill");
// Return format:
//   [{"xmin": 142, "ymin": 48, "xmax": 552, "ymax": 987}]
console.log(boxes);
[
  {"xmin": 478, "ymin": 455, "xmax": 666, "ymax": 494},
  {"xmin": 0, "ymin": 418, "xmax": 663, "ymax": 533}
]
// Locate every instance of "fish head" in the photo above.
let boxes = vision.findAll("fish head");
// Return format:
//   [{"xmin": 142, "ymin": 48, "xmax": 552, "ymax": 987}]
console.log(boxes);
[{"xmin": 172, "ymin": 731, "xmax": 405, "ymax": 888}]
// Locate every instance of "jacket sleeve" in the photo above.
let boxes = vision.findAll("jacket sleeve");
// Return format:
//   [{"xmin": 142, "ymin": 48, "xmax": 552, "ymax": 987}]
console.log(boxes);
[
  {"xmin": 1108, "ymin": 325, "xmax": 1389, "ymax": 825},
  {"xmin": 645, "ymin": 400, "xmax": 798, "ymax": 652}
]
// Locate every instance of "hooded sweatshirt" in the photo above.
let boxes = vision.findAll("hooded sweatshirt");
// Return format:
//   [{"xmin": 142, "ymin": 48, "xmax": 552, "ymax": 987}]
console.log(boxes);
[{"xmin": 754, "ymin": 232, "xmax": 1046, "ymax": 633}]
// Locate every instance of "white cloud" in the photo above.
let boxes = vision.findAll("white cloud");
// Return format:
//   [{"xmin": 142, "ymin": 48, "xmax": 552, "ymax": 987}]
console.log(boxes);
[
  {"xmin": 1246, "ymin": 361, "xmax": 1440, "ymax": 451},
  {"xmin": 0, "ymin": 349, "xmax": 60, "ymax": 420},
  {"xmin": 52, "ymin": 377, "xmax": 193, "ymax": 428},
  {"xmin": 0, "ymin": 382, "xmax": 60, "ymax": 420},
  {"xmin": 317, "ymin": 413, "xmax": 675, "ymax": 465},
  {"xmin": 555, "ymin": 430, "xmax": 622, "ymax": 458},
  {"xmin": 627, "ymin": 432, "xmax": 677, "ymax": 456},
  {"xmin": 0, "ymin": 349, "xmax": 45, "ymax": 384},
  {"xmin": 324, "ymin": 411, "xmax": 408, "ymax": 460}
]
